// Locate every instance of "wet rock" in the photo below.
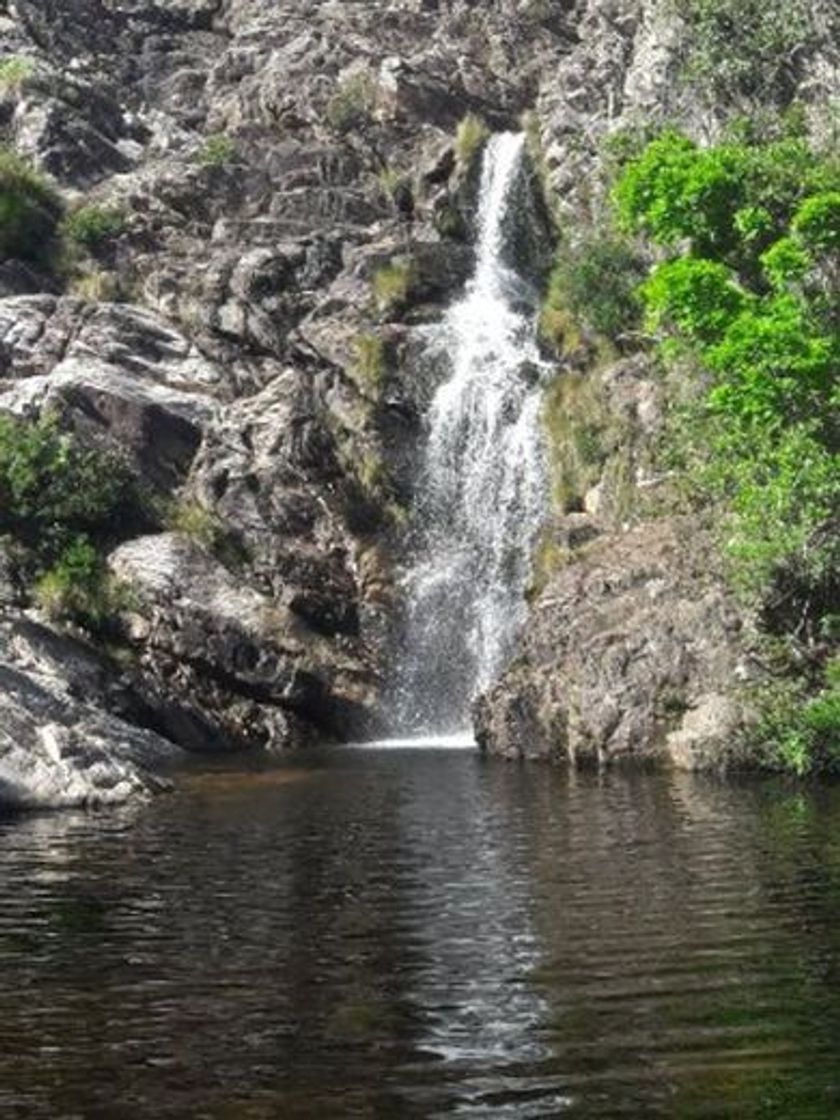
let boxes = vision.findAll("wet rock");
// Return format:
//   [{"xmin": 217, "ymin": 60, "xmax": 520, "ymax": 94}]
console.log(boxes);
[
  {"xmin": 108, "ymin": 532, "xmax": 370, "ymax": 748},
  {"xmin": 0, "ymin": 643, "xmax": 183, "ymax": 812}
]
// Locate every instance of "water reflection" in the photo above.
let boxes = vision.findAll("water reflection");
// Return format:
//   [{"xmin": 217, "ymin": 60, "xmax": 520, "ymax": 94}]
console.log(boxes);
[{"xmin": 1, "ymin": 753, "xmax": 840, "ymax": 1117}]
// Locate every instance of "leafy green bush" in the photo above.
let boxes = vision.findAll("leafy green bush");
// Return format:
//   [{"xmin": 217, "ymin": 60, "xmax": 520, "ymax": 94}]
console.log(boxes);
[
  {"xmin": 0, "ymin": 147, "xmax": 61, "ymax": 263},
  {"xmin": 63, "ymin": 204, "xmax": 125, "ymax": 248},
  {"xmin": 751, "ymin": 669, "xmax": 840, "ymax": 776},
  {"xmin": 614, "ymin": 131, "xmax": 745, "ymax": 258},
  {"xmin": 34, "ymin": 538, "xmax": 129, "ymax": 627},
  {"xmin": 541, "ymin": 232, "xmax": 645, "ymax": 346},
  {"xmin": 0, "ymin": 414, "xmax": 141, "ymax": 625},
  {"xmin": 792, "ymin": 192, "xmax": 840, "ymax": 253},
  {"xmin": 0, "ymin": 413, "xmax": 135, "ymax": 564},
  {"xmin": 614, "ymin": 132, "xmax": 834, "ymax": 271}
]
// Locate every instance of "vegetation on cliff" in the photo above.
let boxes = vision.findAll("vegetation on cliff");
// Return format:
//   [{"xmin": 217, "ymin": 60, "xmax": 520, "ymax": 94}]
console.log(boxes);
[
  {"xmin": 0, "ymin": 414, "xmax": 138, "ymax": 626},
  {"xmin": 0, "ymin": 148, "xmax": 61, "ymax": 264},
  {"xmin": 606, "ymin": 128, "xmax": 839, "ymax": 772}
]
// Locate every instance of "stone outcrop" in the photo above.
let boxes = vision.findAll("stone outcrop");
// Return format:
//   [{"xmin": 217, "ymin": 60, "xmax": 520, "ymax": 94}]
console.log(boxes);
[
  {"xmin": 0, "ymin": 617, "xmax": 183, "ymax": 809},
  {"xmin": 475, "ymin": 519, "xmax": 757, "ymax": 769}
]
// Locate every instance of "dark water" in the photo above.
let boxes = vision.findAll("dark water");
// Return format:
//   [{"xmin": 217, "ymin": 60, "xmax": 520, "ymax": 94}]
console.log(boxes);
[{"xmin": 2, "ymin": 748, "xmax": 840, "ymax": 1119}]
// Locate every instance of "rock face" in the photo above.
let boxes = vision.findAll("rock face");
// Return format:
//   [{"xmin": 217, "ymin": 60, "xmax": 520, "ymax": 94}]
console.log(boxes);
[
  {"xmin": 475, "ymin": 519, "xmax": 756, "ymax": 769},
  {"xmin": 0, "ymin": 0, "xmax": 572, "ymax": 805}
]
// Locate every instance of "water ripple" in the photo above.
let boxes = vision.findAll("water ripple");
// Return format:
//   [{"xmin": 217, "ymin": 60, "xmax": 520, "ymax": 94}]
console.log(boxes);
[{"xmin": 1, "ymin": 753, "xmax": 840, "ymax": 1117}]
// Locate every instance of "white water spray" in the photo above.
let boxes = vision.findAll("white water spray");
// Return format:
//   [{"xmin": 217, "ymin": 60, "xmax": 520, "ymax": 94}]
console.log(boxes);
[{"xmin": 391, "ymin": 132, "xmax": 548, "ymax": 736}]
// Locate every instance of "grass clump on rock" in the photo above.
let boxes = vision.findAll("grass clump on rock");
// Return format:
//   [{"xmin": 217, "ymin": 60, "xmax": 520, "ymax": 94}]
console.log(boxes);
[
  {"xmin": 372, "ymin": 257, "xmax": 414, "ymax": 313},
  {"xmin": 351, "ymin": 332, "xmax": 387, "ymax": 396},
  {"xmin": 326, "ymin": 69, "xmax": 377, "ymax": 134},
  {"xmin": 0, "ymin": 147, "xmax": 61, "ymax": 264},
  {"xmin": 63, "ymin": 203, "xmax": 125, "ymax": 249},
  {"xmin": 455, "ymin": 113, "xmax": 490, "ymax": 171},
  {"xmin": 0, "ymin": 57, "xmax": 35, "ymax": 92},
  {"xmin": 165, "ymin": 498, "xmax": 221, "ymax": 550},
  {"xmin": 541, "ymin": 371, "xmax": 608, "ymax": 514},
  {"xmin": 196, "ymin": 134, "xmax": 236, "ymax": 168}
]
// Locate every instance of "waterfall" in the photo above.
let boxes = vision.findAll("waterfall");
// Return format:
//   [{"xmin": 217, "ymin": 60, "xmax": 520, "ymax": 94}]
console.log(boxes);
[{"xmin": 390, "ymin": 132, "xmax": 548, "ymax": 737}]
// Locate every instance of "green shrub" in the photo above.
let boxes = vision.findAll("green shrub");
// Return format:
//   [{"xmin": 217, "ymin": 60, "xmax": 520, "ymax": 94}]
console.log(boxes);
[
  {"xmin": 759, "ymin": 237, "xmax": 811, "ymax": 289},
  {"xmin": 0, "ymin": 413, "xmax": 135, "ymax": 567},
  {"xmin": 641, "ymin": 258, "xmax": 748, "ymax": 343},
  {"xmin": 0, "ymin": 414, "xmax": 142, "ymax": 627},
  {"xmin": 792, "ymin": 192, "xmax": 840, "ymax": 254},
  {"xmin": 325, "ymin": 70, "xmax": 376, "ymax": 133},
  {"xmin": 62, "ymin": 204, "xmax": 125, "ymax": 248},
  {"xmin": 455, "ymin": 113, "xmax": 489, "ymax": 171},
  {"xmin": 0, "ymin": 147, "xmax": 61, "ymax": 263},
  {"xmin": 34, "ymin": 538, "xmax": 107, "ymax": 625},
  {"xmin": 614, "ymin": 131, "xmax": 748, "ymax": 259},
  {"xmin": 541, "ymin": 232, "xmax": 645, "ymax": 346},
  {"xmin": 614, "ymin": 131, "xmax": 831, "ymax": 270},
  {"xmin": 750, "ymin": 669, "xmax": 840, "ymax": 776},
  {"xmin": 0, "ymin": 57, "xmax": 35, "ymax": 92},
  {"xmin": 196, "ymin": 134, "xmax": 235, "ymax": 168}
]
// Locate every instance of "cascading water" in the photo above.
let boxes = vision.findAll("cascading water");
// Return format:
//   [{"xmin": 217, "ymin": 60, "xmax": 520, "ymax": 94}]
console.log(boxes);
[{"xmin": 390, "ymin": 132, "xmax": 548, "ymax": 737}]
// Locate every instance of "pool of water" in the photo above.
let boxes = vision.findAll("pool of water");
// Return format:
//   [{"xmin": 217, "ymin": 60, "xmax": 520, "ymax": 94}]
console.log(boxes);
[{"xmin": 1, "ymin": 747, "xmax": 840, "ymax": 1118}]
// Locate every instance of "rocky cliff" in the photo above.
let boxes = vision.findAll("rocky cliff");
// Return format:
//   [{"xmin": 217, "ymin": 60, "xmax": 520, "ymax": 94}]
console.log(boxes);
[
  {"xmin": 0, "ymin": 0, "xmax": 567, "ymax": 803},
  {"xmin": 0, "ymin": 0, "xmax": 836, "ymax": 803}
]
